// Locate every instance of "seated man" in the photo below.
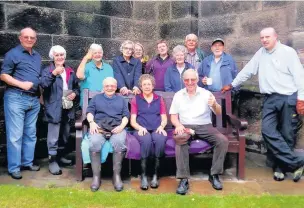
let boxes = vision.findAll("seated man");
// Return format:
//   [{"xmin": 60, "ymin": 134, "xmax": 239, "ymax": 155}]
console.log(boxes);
[
  {"xmin": 169, "ymin": 69, "xmax": 228, "ymax": 195},
  {"xmin": 86, "ymin": 77, "xmax": 129, "ymax": 192}
]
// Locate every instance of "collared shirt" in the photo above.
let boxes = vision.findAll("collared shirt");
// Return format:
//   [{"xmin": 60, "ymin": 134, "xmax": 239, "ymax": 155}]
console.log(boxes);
[
  {"xmin": 169, "ymin": 87, "xmax": 213, "ymax": 125},
  {"xmin": 0, "ymin": 44, "xmax": 42, "ymax": 94},
  {"xmin": 208, "ymin": 55, "xmax": 223, "ymax": 91},
  {"xmin": 80, "ymin": 60, "xmax": 114, "ymax": 106},
  {"xmin": 231, "ymin": 42, "xmax": 304, "ymax": 100},
  {"xmin": 60, "ymin": 69, "xmax": 68, "ymax": 90},
  {"xmin": 186, "ymin": 51, "xmax": 200, "ymax": 70}
]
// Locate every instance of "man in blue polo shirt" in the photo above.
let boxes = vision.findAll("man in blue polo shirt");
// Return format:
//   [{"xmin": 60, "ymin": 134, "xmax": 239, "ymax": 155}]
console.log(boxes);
[
  {"xmin": 0, "ymin": 27, "xmax": 42, "ymax": 179},
  {"xmin": 76, "ymin": 43, "xmax": 114, "ymax": 106}
]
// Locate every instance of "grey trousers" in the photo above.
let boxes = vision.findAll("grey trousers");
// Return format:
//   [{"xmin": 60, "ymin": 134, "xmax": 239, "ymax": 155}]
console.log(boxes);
[
  {"xmin": 47, "ymin": 113, "xmax": 70, "ymax": 156},
  {"xmin": 88, "ymin": 130, "xmax": 127, "ymax": 153},
  {"xmin": 176, "ymin": 124, "xmax": 229, "ymax": 178}
]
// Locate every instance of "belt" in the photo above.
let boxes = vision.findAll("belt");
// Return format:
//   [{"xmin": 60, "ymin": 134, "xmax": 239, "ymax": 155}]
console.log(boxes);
[{"xmin": 7, "ymin": 88, "xmax": 38, "ymax": 97}]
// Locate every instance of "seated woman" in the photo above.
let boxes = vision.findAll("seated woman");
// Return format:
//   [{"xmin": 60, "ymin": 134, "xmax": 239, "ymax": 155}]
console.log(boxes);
[
  {"xmin": 130, "ymin": 74, "xmax": 168, "ymax": 190},
  {"xmin": 41, "ymin": 45, "xmax": 79, "ymax": 175},
  {"xmin": 76, "ymin": 43, "xmax": 113, "ymax": 106},
  {"xmin": 134, "ymin": 42, "xmax": 149, "ymax": 74},
  {"xmin": 145, "ymin": 40, "xmax": 174, "ymax": 91},
  {"xmin": 113, "ymin": 40, "xmax": 142, "ymax": 95},
  {"xmin": 164, "ymin": 45, "xmax": 194, "ymax": 92},
  {"xmin": 86, "ymin": 77, "xmax": 129, "ymax": 192}
]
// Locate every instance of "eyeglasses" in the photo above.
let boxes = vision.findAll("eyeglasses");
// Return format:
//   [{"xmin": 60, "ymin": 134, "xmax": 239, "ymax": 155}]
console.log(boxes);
[
  {"xmin": 22, "ymin": 36, "xmax": 36, "ymax": 40},
  {"xmin": 123, "ymin": 47, "xmax": 133, "ymax": 51},
  {"xmin": 104, "ymin": 85, "xmax": 117, "ymax": 88},
  {"xmin": 54, "ymin": 53, "xmax": 65, "ymax": 57},
  {"xmin": 183, "ymin": 78, "xmax": 197, "ymax": 83}
]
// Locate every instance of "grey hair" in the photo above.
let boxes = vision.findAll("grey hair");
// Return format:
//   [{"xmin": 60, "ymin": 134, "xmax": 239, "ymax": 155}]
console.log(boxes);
[
  {"xmin": 172, "ymin": 45, "xmax": 187, "ymax": 59},
  {"xmin": 90, "ymin": 43, "xmax": 103, "ymax": 52},
  {"xmin": 119, "ymin": 40, "xmax": 135, "ymax": 53},
  {"xmin": 184, "ymin": 33, "xmax": 198, "ymax": 42},
  {"xmin": 49, "ymin": 45, "xmax": 66, "ymax": 60},
  {"xmin": 103, "ymin": 77, "xmax": 117, "ymax": 86},
  {"xmin": 182, "ymin": 69, "xmax": 199, "ymax": 80}
]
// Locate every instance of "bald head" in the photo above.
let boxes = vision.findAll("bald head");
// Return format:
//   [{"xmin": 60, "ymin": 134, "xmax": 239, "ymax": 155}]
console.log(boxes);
[
  {"xmin": 260, "ymin": 27, "xmax": 278, "ymax": 51},
  {"xmin": 19, "ymin": 27, "xmax": 37, "ymax": 52},
  {"xmin": 182, "ymin": 69, "xmax": 199, "ymax": 80},
  {"xmin": 20, "ymin": 27, "xmax": 36, "ymax": 37}
]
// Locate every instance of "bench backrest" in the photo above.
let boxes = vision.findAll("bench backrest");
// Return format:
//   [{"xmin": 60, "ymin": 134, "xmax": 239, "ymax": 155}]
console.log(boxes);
[{"xmin": 81, "ymin": 89, "xmax": 232, "ymax": 135}]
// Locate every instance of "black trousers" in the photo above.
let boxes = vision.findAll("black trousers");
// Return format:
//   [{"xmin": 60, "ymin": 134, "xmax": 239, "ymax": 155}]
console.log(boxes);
[
  {"xmin": 175, "ymin": 124, "xmax": 229, "ymax": 178},
  {"xmin": 262, "ymin": 93, "xmax": 303, "ymax": 171}
]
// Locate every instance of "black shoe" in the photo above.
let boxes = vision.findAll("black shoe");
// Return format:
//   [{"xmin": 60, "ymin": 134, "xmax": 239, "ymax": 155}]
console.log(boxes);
[
  {"xmin": 21, "ymin": 165, "xmax": 40, "ymax": 171},
  {"xmin": 208, "ymin": 174, "xmax": 223, "ymax": 190},
  {"xmin": 273, "ymin": 167, "xmax": 284, "ymax": 182},
  {"xmin": 176, "ymin": 179, "xmax": 189, "ymax": 195},
  {"xmin": 293, "ymin": 165, "xmax": 304, "ymax": 182},
  {"xmin": 9, "ymin": 171, "xmax": 22, "ymax": 180}
]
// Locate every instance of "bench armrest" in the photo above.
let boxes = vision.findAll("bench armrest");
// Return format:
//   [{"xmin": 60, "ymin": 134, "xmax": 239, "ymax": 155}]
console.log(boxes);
[
  {"xmin": 75, "ymin": 118, "xmax": 83, "ymax": 130},
  {"xmin": 226, "ymin": 113, "xmax": 248, "ymax": 131}
]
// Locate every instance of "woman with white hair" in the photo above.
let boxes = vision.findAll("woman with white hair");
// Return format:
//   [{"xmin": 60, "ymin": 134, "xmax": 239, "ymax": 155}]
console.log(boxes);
[
  {"xmin": 164, "ymin": 45, "xmax": 194, "ymax": 92},
  {"xmin": 113, "ymin": 40, "xmax": 142, "ymax": 95},
  {"xmin": 41, "ymin": 45, "xmax": 79, "ymax": 175},
  {"xmin": 134, "ymin": 42, "xmax": 149, "ymax": 74},
  {"xmin": 76, "ymin": 43, "xmax": 114, "ymax": 106}
]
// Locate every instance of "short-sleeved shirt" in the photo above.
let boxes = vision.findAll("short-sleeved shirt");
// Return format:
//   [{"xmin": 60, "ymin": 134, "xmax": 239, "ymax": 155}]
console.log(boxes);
[
  {"xmin": 131, "ymin": 94, "xmax": 166, "ymax": 115},
  {"xmin": 80, "ymin": 60, "xmax": 114, "ymax": 106},
  {"xmin": 169, "ymin": 87, "xmax": 213, "ymax": 125},
  {"xmin": 0, "ymin": 44, "xmax": 42, "ymax": 94}
]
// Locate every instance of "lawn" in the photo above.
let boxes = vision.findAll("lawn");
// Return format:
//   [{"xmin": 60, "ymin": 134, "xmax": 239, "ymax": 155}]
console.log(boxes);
[{"xmin": 0, "ymin": 184, "xmax": 303, "ymax": 208}]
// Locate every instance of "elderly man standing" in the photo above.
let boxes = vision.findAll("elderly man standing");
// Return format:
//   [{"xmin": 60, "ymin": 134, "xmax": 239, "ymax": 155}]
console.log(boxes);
[
  {"xmin": 198, "ymin": 38, "xmax": 238, "ymax": 91},
  {"xmin": 170, "ymin": 69, "xmax": 228, "ymax": 194},
  {"xmin": 0, "ymin": 27, "xmax": 41, "ymax": 179},
  {"xmin": 86, "ymin": 77, "xmax": 129, "ymax": 192},
  {"xmin": 222, "ymin": 27, "xmax": 304, "ymax": 182},
  {"xmin": 184, "ymin": 34, "xmax": 205, "ymax": 70}
]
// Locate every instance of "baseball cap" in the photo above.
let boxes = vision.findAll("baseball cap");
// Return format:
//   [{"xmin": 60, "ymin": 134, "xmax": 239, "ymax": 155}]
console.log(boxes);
[{"xmin": 212, "ymin": 38, "xmax": 224, "ymax": 46}]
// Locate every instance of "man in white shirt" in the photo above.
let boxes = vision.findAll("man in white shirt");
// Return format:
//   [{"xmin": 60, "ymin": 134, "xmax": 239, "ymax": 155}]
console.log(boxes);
[{"xmin": 170, "ymin": 69, "xmax": 228, "ymax": 194}]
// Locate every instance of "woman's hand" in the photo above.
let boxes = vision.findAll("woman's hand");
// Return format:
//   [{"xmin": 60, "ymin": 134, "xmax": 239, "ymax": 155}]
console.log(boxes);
[
  {"xmin": 89, "ymin": 121, "xmax": 100, "ymax": 135},
  {"xmin": 67, "ymin": 92, "xmax": 76, "ymax": 101},
  {"xmin": 138, "ymin": 127, "xmax": 148, "ymax": 136},
  {"xmin": 156, "ymin": 126, "xmax": 167, "ymax": 136}
]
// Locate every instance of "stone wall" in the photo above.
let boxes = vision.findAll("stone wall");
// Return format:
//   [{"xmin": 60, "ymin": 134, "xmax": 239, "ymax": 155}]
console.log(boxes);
[{"xmin": 1, "ymin": 1, "xmax": 304, "ymax": 153}]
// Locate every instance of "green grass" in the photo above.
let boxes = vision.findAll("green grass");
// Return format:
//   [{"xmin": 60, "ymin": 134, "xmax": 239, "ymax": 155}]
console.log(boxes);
[{"xmin": 0, "ymin": 184, "xmax": 304, "ymax": 208}]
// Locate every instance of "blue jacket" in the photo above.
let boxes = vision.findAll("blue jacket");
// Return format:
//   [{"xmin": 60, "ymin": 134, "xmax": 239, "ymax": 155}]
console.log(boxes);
[
  {"xmin": 41, "ymin": 63, "xmax": 79, "ymax": 123},
  {"xmin": 197, "ymin": 53, "xmax": 238, "ymax": 91},
  {"xmin": 164, "ymin": 62, "xmax": 194, "ymax": 92},
  {"xmin": 113, "ymin": 55, "xmax": 142, "ymax": 90}
]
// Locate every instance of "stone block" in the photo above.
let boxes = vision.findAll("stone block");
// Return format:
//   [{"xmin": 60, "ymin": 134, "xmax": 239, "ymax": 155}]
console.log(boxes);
[
  {"xmin": 94, "ymin": 39, "xmax": 122, "ymax": 60},
  {"xmin": 0, "ymin": 33, "xmax": 19, "ymax": 58},
  {"xmin": 296, "ymin": 2, "xmax": 304, "ymax": 28},
  {"xmin": 171, "ymin": 1, "xmax": 198, "ymax": 18},
  {"xmin": 133, "ymin": 1, "xmax": 156, "ymax": 21},
  {"xmin": 198, "ymin": 15, "xmax": 237, "ymax": 39},
  {"xmin": 226, "ymin": 36, "xmax": 261, "ymax": 60},
  {"xmin": 133, "ymin": 22, "xmax": 158, "ymax": 40},
  {"xmin": 111, "ymin": 18, "xmax": 133, "ymax": 40},
  {"xmin": 64, "ymin": 60, "xmax": 81, "ymax": 72},
  {"xmin": 53, "ymin": 36, "xmax": 94, "ymax": 60},
  {"xmin": 289, "ymin": 32, "xmax": 304, "ymax": 51},
  {"xmin": 98, "ymin": 1, "xmax": 133, "ymax": 18},
  {"xmin": 160, "ymin": 20, "xmax": 198, "ymax": 39},
  {"xmin": 158, "ymin": 1, "xmax": 170, "ymax": 22},
  {"xmin": 35, "ymin": 35, "xmax": 52, "ymax": 59},
  {"xmin": 262, "ymin": 1, "xmax": 291, "ymax": 9},
  {"xmin": 6, "ymin": 4, "xmax": 62, "ymax": 34},
  {"xmin": 0, "ymin": 4, "xmax": 4, "ymax": 30},
  {"xmin": 166, "ymin": 39, "xmax": 184, "ymax": 53},
  {"xmin": 65, "ymin": 12, "xmax": 111, "ymax": 38},
  {"xmin": 200, "ymin": 1, "xmax": 260, "ymax": 17},
  {"xmin": 240, "ymin": 9, "xmax": 288, "ymax": 37}
]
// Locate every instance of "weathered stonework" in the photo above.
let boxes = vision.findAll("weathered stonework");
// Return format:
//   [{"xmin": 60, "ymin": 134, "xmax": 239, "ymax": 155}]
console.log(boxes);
[{"xmin": 171, "ymin": 1, "xmax": 198, "ymax": 19}]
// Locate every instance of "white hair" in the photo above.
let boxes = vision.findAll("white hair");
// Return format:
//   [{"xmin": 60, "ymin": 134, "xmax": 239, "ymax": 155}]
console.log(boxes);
[
  {"xmin": 103, "ymin": 77, "xmax": 117, "ymax": 86},
  {"xmin": 119, "ymin": 40, "xmax": 135, "ymax": 53},
  {"xmin": 90, "ymin": 43, "xmax": 103, "ymax": 52},
  {"xmin": 49, "ymin": 45, "xmax": 66, "ymax": 60},
  {"xmin": 185, "ymin": 33, "xmax": 198, "ymax": 42},
  {"xmin": 182, "ymin": 69, "xmax": 199, "ymax": 80},
  {"xmin": 172, "ymin": 45, "xmax": 187, "ymax": 58}
]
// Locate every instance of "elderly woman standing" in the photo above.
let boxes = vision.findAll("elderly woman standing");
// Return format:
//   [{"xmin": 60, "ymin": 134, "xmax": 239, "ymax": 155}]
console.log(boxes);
[
  {"xmin": 76, "ymin": 44, "xmax": 114, "ymax": 106},
  {"xmin": 164, "ymin": 45, "xmax": 194, "ymax": 92},
  {"xmin": 41, "ymin": 45, "xmax": 79, "ymax": 175},
  {"xmin": 130, "ymin": 74, "xmax": 167, "ymax": 190},
  {"xmin": 134, "ymin": 42, "xmax": 149, "ymax": 74},
  {"xmin": 113, "ymin": 40, "xmax": 142, "ymax": 95}
]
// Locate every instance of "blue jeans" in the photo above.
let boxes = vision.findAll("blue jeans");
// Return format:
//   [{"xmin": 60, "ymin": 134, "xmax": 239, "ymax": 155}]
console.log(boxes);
[{"xmin": 4, "ymin": 89, "xmax": 40, "ymax": 173}]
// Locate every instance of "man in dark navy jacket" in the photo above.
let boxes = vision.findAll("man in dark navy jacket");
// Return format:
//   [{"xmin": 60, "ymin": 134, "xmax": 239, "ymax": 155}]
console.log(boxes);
[{"xmin": 0, "ymin": 27, "xmax": 41, "ymax": 179}]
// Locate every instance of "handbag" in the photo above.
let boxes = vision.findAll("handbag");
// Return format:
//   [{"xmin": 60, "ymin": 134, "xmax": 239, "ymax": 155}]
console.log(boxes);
[{"xmin": 62, "ymin": 96, "xmax": 73, "ymax": 109}]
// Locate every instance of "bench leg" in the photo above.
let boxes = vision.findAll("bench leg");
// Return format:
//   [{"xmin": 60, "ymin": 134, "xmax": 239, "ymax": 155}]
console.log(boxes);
[
  {"xmin": 76, "ymin": 130, "xmax": 84, "ymax": 181},
  {"xmin": 238, "ymin": 135, "xmax": 246, "ymax": 180}
]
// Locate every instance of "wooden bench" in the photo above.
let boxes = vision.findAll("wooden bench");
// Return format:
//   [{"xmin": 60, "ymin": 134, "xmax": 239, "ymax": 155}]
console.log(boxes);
[{"xmin": 75, "ymin": 89, "xmax": 248, "ymax": 181}]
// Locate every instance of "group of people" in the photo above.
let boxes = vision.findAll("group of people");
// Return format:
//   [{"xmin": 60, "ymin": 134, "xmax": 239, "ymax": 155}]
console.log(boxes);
[{"xmin": 1, "ymin": 26, "xmax": 304, "ymax": 195}]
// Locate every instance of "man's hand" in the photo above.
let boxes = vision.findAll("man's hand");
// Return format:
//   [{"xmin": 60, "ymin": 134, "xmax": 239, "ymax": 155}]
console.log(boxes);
[
  {"xmin": 174, "ymin": 124, "xmax": 185, "ymax": 135},
  {"xmin": 84, "ymin": 49, "xmax": 93, "ymax": 60},
  {"xmin": 156, "ymin": 125, "xmax": 167, "ymax": 136},
  {"xmin": 52, "ymin": 66, "xmax": 64, "ymax": 76},
  {"xmin": 202, "ymin": 76, "xmax": 208, "ymax": 85},
  {"xmin": 120, "ymin": 87, "xmax": 129, "ymax": 95},
  {"xmin": 89, "ymin": 121, "xmax": 100, "ymax": 135},
  {"xmin": 21, "ymin": 81, "xmax": 34, "ymax": 91},
  {"xmin": 221, "ymin": 84, "xmax": 232, "ymax": 93},
  {"xmin": 296, "ymin": 100, "xmax": 304, "ymax": 115},
  {"xmin": 132, "ymin": 87, "xmax": 141, "ymax": 95},
  {"xmin": 67, "ymin": 92, "xmax": 76, "ymax": 101},
  {"xmin": 208, "ymin": 93, "xmax": 216, "ymax": 109},
  {"xmin": 138, "ymin": 127, "xmax": 148, "ymax": 136},
  {"xmin": 111, "ymin": 125, "xmax": 124, "ymax": 134}
]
